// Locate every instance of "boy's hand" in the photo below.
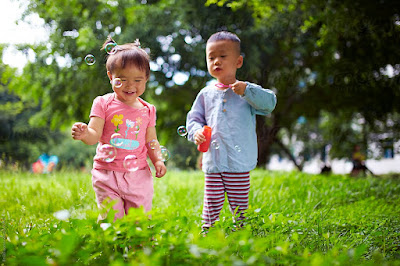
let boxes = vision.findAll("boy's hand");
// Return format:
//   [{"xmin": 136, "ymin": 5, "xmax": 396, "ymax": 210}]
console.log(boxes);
[
  {"xmin": 71, "ymin": 122, "xmax": 88, "ymax": 140},
  {"xmin": 230, "ymin": 81, "xmax": 247, "ymax": 96},
  {"xmin": 194, "ymin": 129, "xmax": 206, "ymax": 145},
  {"xmin": 154, "ymin": 160, "xmax": 167, "ymax": 178}
]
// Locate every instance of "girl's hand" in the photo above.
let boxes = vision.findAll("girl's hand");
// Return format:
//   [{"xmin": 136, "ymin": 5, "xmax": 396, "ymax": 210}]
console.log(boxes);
[
  {"xmin": 194, "ymin": 129, "xmax": 206, "ymax": 145},
  {"xmin": 230, "ymin": 80, "xmax": 247, "ymax": 96},
  {"xmin": 154, "ymin": 160, "xmax": 167, "ymax": 178},
  {"xmin": 71, "ymin": 122, "xmax": 88, "ymax": 140}
]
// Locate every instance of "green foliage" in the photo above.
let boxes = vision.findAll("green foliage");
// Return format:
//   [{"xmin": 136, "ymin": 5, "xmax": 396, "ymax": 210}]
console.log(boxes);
[
  {"xmin": 48, "ymin": 132, "xmax": 97, "ymax": 170},
  {"xmin": 0, "ymin": 46, "xmax": 65, "ymax": 168},
  {"xmin": 3, "ymin": 0, "xmax": 400, "ymax": 169},
  {"xmin": 1, "ymin": 169, "xmax": 400, "ymax": 265}
]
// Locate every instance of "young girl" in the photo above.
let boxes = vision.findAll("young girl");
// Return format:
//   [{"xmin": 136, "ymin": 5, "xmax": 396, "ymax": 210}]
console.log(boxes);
[{"xmin": 71, "ymin": 37, "xmax": 167, "ymax": 220}]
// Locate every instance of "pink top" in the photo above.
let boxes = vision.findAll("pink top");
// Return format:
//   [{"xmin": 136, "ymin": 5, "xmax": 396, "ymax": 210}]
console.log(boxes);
[{"xmin": 90, "ymin": 93, "xmax": 156, "ymax": 172}]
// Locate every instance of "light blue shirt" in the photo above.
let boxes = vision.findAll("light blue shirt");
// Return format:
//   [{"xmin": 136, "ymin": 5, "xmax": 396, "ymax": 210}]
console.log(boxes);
[{"xmin": 186, "ymin": 81, "xmax": 277, "ymax": 173}]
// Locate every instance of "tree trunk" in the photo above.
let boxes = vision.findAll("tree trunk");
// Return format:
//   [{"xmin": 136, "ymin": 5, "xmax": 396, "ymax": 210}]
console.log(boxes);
[
  {"xmin": 256, "ymin": 116, "xmax": 304, "ymax": 171},
  {"xmin": 256, "ymin": 115, "xmax": 280, "ymax": 167},
  {"xmin": 256, "ymin": 91, "xmax": 300, "ymax": 169}
]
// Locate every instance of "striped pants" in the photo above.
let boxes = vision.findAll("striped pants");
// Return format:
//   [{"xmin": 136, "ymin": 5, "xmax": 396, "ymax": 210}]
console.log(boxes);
[{"xmin": 202, "ymin": 172, "xmax": 250, "ymax": 228}]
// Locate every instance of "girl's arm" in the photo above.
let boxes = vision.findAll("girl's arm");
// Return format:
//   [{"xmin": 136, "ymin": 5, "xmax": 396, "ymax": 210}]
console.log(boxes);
[
  {"xmin": 71, "ymin": 116, "xmax": 105, "ymax": 145},
  {"xmin": 146, "ymin": 126, "xmax": 167, "ymax": 178}
]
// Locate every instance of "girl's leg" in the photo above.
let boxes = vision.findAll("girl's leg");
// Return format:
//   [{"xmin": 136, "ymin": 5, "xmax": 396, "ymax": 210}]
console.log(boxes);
[
  {"xmin": 222, "ymin": 172, "xmax": 250, "ymax": 225},
  {"xmin": 122, "ymin": 166, "xmax": 154, "ymax": 214},
  {"xmin": 92, "ymin": 168, "xmax": 125, "ymax": 221},
  {"xmin": 202, "ymin": 173, "xmax": 225, "ymax": 229}
]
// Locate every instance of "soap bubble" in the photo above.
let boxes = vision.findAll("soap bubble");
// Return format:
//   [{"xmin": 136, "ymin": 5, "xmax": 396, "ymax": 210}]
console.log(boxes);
[
  {"xmin": 234, "ymin": 145, "xmax": 242, "ymax": 152},
  {"xmin": 105, "ymin": 43, "xmax": 117, "ymax": 55},
  {"xmin": 148, "ymin": 139, "xmax": 159, "ymax": 150},
  {"xmin": 177, "ymin": 126, "xmax": 187, "ymax": 137},
  {"xmin": 123, "ymin": 155, "xmax": 139, "ymax": 172},
  {"xmin": 110, "ymin": 133, "xmax": 124, "ymax": 147},
  {"xmin": 158, "ymin": 146, "xmax": 171, "ymax": 162},
  {"xmin": 84, "ymin": 54, "xmax": 96, "ymax": 65},
  {"xmin": 140, "ymin": 108, "xmax": 149, "ymax": 117},
  {"xmin": 113, "ymin": 78, "xmax": 123, "ymax": 88},
  {"xmin": 211, "ymin": 140, "xmax": 220, "ymax": 150},
  {"xmin": 98, "ymin": 144, "xmax": 117, "ymax": 163}
]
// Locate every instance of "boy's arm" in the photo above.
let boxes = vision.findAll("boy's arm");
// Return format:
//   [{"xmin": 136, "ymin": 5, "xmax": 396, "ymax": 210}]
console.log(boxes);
[
  {"xmin": 186, "ymin": 92, "xmax": 206, "ymax": 143},
  {"xmin": 146, "ymin": 126, "xmax": 166, "ymax": 178},
  {"xmin": 71, "ymin": 116, "xmax": 105, "ymax": 145},
  {"xmin": 239, "ymin": 82, "xmax": 277, "ymax": 115}
]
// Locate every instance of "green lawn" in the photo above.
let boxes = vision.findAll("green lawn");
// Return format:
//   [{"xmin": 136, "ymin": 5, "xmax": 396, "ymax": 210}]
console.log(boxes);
[{"xmin": 1, "ymin": 169, "xmax": 399, "ymax": 265}]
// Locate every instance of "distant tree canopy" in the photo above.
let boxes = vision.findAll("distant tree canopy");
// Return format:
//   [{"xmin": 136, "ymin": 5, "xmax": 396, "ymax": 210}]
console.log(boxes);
[
  {"xmin": 4, "ymin": 0, "xmax": 400, "ymax": 169},
  {"xmin": 0, "ymin": 46, "xmax": 65, "ymax": 167}
]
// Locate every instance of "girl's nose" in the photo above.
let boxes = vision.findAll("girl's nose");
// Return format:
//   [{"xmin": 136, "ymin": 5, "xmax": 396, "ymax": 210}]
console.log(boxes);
[{"xmin": 124, "ymin": 80, "xmax": 134, "ymax": 87}]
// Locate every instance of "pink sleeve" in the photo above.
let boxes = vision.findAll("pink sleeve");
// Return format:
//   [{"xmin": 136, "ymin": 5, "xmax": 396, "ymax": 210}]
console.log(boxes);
[
  {"xmin": 90, "ymin": 96, "xmax": 106, "ymax": 120},
  {"xmin": 148, "ymin": 104, "xmax": 156, "ymax": 127}
]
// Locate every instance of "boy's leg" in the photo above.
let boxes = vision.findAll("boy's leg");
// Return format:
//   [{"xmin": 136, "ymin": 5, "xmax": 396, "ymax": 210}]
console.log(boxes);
[
  {"xmin": 122, "ymin": 166, "xmax": 154, "ymax": 214},
  {"xmin": 202, "ymin": 173, "xmax": 225, "ymax": 228},
  {"xmin": 222, "ymin": 172, "xmax": 250, "ymax": 225},
  {"xmin": 92, "ymin": 168, "xmax": 125, "ymax": 221}
]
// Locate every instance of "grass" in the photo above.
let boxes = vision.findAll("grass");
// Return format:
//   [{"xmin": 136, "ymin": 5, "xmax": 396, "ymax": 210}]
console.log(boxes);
[{"xmin": 1, "ymin": 169, "xmax": 400, "ymax": 265}]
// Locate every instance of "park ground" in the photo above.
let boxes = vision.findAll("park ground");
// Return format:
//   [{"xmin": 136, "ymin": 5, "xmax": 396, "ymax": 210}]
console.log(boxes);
[{"xmin": 1, "ymin": 169, "xmax": 400, "ymax": 265}]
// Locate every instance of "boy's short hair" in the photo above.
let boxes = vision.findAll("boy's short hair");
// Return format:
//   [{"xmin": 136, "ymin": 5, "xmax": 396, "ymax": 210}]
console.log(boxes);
[
  {"xmin": 102, "ymin": 36, "xmax": 150, "ymax": 78},
  {"xmin": 207, "ymin": 31, "xmax": 241, "ymax": 54}
]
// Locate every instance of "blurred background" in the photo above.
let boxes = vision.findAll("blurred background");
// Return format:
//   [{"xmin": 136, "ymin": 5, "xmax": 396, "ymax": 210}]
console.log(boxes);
[{"xmin": 1, "ymin": 0, "xmax": 399, "ymax": 174}]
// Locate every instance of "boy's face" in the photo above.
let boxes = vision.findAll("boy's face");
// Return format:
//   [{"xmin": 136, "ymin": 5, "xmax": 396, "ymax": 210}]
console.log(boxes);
[
  {"xmin": 206, "ymin": 40, "xmax": 243, "ymax": 85},
  {"xmin": 107, "ymin": 64, "xmax": 148, "ymax": 106}
]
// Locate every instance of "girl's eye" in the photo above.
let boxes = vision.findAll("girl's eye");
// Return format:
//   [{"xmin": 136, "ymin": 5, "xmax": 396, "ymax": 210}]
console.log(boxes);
[{"xmin": 209, "ymin": 57, "xmax": 214, "ymax": 60}]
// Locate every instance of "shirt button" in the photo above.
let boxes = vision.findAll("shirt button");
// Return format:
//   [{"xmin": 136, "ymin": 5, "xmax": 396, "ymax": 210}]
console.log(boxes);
[{"xmin": 223, "ymin": 109, "xmax": 227, "ymax": 112}]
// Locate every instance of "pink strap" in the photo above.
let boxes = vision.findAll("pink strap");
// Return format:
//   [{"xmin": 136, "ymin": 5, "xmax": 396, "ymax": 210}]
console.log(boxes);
[{"xmin": 215, "ymin": 83, "xmax": 231, "ymax": 88}]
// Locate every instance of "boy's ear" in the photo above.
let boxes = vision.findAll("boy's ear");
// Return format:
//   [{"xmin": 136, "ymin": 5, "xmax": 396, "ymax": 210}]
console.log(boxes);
[{"xmin": 236, "ymin": 55, "xmax": 243, "ymax": 69}]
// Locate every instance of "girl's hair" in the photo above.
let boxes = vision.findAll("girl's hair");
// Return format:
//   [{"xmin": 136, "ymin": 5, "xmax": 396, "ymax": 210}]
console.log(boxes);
[
  {"xmin": 207, "ymin": 31, "xmax": 241, "ymax": 54},
  {"xmin": 102, "ymin": 36, "xmax": 150, "ymax": 78}
]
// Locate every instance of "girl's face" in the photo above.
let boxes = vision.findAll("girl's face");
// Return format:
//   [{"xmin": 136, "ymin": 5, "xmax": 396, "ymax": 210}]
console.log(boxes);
[
  {"xmin": 206, "ymin": 40, "xmax": 243, "ymax": 85},
  {"xmin": 107, "ymin": 64, "xmax": 148, "ymax": 107}
]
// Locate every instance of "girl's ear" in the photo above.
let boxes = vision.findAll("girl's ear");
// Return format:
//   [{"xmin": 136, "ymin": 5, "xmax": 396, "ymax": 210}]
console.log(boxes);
[
  {"xmin": 107, "ymin": 71, "xmax": 115, "ymax": 92},
  {"xmin": 107, "ymin": 71, "xmax": 113, "ymax": 81},
  {"xmin": 236, "ymin": 55, "xmax": 243, "ymax": 69}
]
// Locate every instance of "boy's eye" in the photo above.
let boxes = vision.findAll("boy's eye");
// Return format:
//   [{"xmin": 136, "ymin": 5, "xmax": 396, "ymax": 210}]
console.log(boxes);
[{"xmin": 208, "ymin": 57, "xmax": 214, "ymax": 60}]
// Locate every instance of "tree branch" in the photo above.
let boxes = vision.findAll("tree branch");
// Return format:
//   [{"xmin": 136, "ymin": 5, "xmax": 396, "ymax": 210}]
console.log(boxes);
[{"xmin": 274, "ymin": 136, "xmax": 303, "ymax": 171}]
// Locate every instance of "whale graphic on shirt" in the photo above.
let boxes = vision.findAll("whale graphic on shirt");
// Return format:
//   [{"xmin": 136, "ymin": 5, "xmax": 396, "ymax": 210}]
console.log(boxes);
[{"xmin": 110, "ymin": 137, "xmax": 139, "ymax": 150}]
